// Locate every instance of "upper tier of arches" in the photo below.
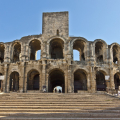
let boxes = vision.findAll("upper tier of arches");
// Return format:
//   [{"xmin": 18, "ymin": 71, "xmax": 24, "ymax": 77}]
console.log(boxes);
[{"xmin": 0, "ymin": 36, "xmax": 120, "ymax": 63}]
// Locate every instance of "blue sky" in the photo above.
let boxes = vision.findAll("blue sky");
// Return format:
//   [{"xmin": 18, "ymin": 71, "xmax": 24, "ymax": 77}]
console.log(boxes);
[{"xmin": 0, "ymin": 0, "xmax": 120, "ymax": 45}]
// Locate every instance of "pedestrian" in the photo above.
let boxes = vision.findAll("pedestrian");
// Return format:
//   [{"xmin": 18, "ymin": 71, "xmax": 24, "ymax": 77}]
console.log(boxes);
[
  {"xmin": 59, "ymin": 89, "xmax": 61, "ymax": 93},
  {"xmin": 55, "ymin": 88, "xmax": 57, "ymax": 93}
]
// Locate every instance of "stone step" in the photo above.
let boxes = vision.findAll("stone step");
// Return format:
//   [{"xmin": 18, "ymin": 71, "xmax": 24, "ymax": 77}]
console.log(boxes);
[
  {"xmin": 0, "ymin": 105, "xmax": 118, "ymax": 109},
  {"xmin": 0, "ymin": 108, "xmax": 119, "ymax": 112},
  {"xmin": 0, "ymin": 103, "xmax": 114, "ymax": 105},
  {"xmin": 0, "ymin": 110, "xmax": 120, "ymax": 116},
  {"xmin": 0, "ymin": 100, "xmax": 113, "ymax": 103}
]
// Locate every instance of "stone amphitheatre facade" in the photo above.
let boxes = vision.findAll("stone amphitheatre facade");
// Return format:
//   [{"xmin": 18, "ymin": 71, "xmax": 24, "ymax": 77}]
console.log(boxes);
[{"xmin": 0, "ymin": 11, "xmax": 120, "ymax": 93}]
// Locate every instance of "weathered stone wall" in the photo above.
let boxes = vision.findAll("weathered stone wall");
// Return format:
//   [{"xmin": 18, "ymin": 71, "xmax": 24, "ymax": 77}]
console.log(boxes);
[
  {"xmin": 42, "ymin": 12, "xmax": 69, "ymax": 37},
  {"xmin": 0, "ymin": 11, "xmax": 120, "ymax": 93}
]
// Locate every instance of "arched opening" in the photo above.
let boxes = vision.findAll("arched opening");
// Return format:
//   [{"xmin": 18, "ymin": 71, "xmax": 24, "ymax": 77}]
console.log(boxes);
[
  {"xmin": 73, "ymin": 50, "xmax": 80, "ymax": 61},
  {"xmin": 29, "ymin": 40, "xmax": 41, "ymax": 60},
  {"xmin": 74, "ymin": 69, "xmax": 87, "ymax": 93},
  {"xmin": 113, "ymin": 45, "xmax": 119, "ymax": 64},
  {"xmin": 48, "ymin": 69, "xmax": 65, "ymax": 93},
  {"xmin": 73, "ymin": 40, "xmax": 85, "ymax": 61},
  {"xmin": 10, "ymin": 72, "xmax": 19, "ymax": 92},
  {"xmin": 95, "ymin": 42, "xmax": 104, "ymax": 62},
  {"xmin": 27, "ymin": 70, "xmax": 39, "ymax": 90},
  {"xmin": 96, "ymin": 71, "xmax": 106, "ymax": 91},
  {"xmin": 0, "ymin": 44, "xmax": 5, "ymax": 63},
  {"xmin": 0, "ymin": 73, "xmax": 3, "ymax": 91},
  {"xmin": 13, "ymin": 42, "xmax": 21, "ymax": 62},
  {"xmin": 114, "ymin": 73, "xmax": 120, "ymax": 90},
  {"xmin": 50, "ymin": 38, "xmax": 64, "ymax": 59}
]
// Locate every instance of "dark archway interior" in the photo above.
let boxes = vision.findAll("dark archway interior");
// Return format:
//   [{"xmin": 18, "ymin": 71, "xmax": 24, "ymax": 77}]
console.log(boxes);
[
  {"xmin": 0, "ymin": 44, "xmax": 5, "ymax": 63},
  {"xmin": 27, "ymin": 70, "xmax": 39, "ymax": 90},
  {"xmin": 0, "ymin": 73, "xmax": 2, "ymax": 90},
  {"xmin": 74, "ymin": 69, "xmax": 87, "ymax": 93},
  {"xmin": 29, "ymin": 40, "xmax": 41, "ymax": 60},
  {"xmin": 96, "ymin": 71, "xmax": 106, "ymax": 91},
  {"xmin": 73, "ymin": 40, "xmax": 85, "ymax": 61},
  {"xmin": 113, "ymin": 45, "xmax": 119, "ymax": 63},
  {"xmin": 95, "ymin": 42, "xmax": 104, "ymax": 62},
  {"xmin": 114, "ymin": 73, "xmax": 120, "ymax": 90},
  {"xmin": 10, "ymin": 72, "xmax": 19, "ymax": 92},
  {"xmin": 48, "ymin": 69, "xmax": 65, "ymax": 93},
  {"xmin": 13, "ymin": 43, "xmax": 21, "ymax": 62},
  {"xmin": 50, "ymin": 39, "xmax": 64, "ymax": 59}
]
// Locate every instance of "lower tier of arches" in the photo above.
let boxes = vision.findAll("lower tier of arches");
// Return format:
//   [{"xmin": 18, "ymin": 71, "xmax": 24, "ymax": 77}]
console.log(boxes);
[{"xmin": 1, "ymin": 68, "xmax": 120, "ymax": 93}]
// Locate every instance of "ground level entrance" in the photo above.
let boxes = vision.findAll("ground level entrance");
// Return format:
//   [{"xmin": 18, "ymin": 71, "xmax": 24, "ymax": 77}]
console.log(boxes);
[
  {"xmin": 48, "ymin": 69, "xmax": 65, "ymax": 93},
  {"xmin": 10, "ymin": 72, "xmax": 19, "ymax": 92}
]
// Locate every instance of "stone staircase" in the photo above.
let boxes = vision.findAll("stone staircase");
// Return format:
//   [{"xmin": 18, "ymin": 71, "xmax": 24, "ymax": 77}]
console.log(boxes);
[{"xmin": 0, "ymin": 93, "xmax": 120, "ymax": 120}]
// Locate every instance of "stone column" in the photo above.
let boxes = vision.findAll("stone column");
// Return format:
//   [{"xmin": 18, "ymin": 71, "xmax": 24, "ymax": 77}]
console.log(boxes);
[
  {"xmin": 20, "ymin": 62, "xmax": 26, "ymax": 93},
  {"xmin": 71, "ymin": 73, "xmax": 74, "ymax": 93},
  {"xmin": 42, "ymin": 60, "xmax": 47, "ymax": 91},
  {"xmin": 87, "ymin": 74, "xmax": 91, "ymax": 92},
  {"xmin": 65, "ymin": 72, "xmax": 68, "ymax": 93},
  {"xmin": 19, "ymin": 76, "xmax": 23, "ymax": 93},
  {"xmin": 110, "ymin": 68, "xmax": 115, "ymax": 89},
  {"xmin": 3, "ymin": 64, "xmax": 9, "ymax": 93},
  {"xmin": 39, "ymin": 74, "xmax": 42, "ymax": 92},
  {"xmin": 67, "ymin": 66, "xmax": 72, "ymax": 93},
  {"xmin": 7, "ymin": 76, "xmax": 10, "ymax": 93},
  {"xmin": 90, "ymin": 67, "xmax": 96, "ymax": 93},
  {"xmin": 24, "ymin": 75, "xmax": 27, "ymax": 92}
]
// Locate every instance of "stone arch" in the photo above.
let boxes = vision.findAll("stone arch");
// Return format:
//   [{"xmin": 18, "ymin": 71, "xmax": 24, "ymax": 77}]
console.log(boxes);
[
  {"xmin": 47, "ymin": 36, "xmax": 66, "ymax": 44},
  {"xmin": 95, "ymin": 70, "xmax": 107, "ymax": 91},
  {"xmin": 47, "ymin": 66, "xmax": 65, "ymax": 74},
  {"xmin": 114, "ymin": 72, "xmax": 120, "ymax": 90},
  {"xmin": 27, "ymin": 38, "xmax": 42, "ymax": 45},
  {"xmin": 73, "ymin": 67, "xmax": 89, "ymax": 75},
  {"xmin": 9, "ymin": 71, "xmax": 19, "ymax": 92},
  {"xmin": 47, "ymin": 36, "xmax": 66, "ymax": 59},
  {"xmin": 48, "ymin": 68, "xmax": 65, "ymax": 93},
  {"xmin": 71, "ymin": 38, "xmax": 88, "ymax": 61},
  {"xmin": 95, "ymin": 68, "xmax": 108, "ymax": 76},
  {"xmin": 93, "ymin": 39, "xmax": 107, "ymax": 48},
  {"xmin": 94, "ymin": 39, "xmax": 107, "ymax": 62},
  {"xmin": 0, "ymin": 43, "xmax": 5, "ymax": 63},
  {"xmin": 11, "ymin": 41, "xmax": 21, "ymax": 62},
  {"xmin": 49, "ymin": 38, "xmax": 64, "ymax": 59},
  {"xmin": 110, "ymin": 43, "xmax": 120, "ymax": 63},
  {"xmin": 9, "ymin": 70, "xmax": 21, "ymax": 78},
  {"xmin": 29, "ymin": 39, "xmax": 41, "ymax": 60},
  {"xmin": 27, "ymin": 69, "xmax": 40, "ymax": 90},
  {"xmin": 74, "ymin": 68, "xmax": 88, "ymax": 92},
  {"xmin": 71, "ymin": 37, "xmax": 88, "ymax": 46}
]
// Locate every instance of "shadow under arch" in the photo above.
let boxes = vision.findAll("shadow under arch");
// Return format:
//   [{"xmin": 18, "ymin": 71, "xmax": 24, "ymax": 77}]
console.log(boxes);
[
  {"xmin": 0, "ymin": 43, "xmax": 5, "ymax": 63},
  {"xmin": 0, "ymin": 73, "xmax": 3, "ymax": 91},
  {"xmin": 96, "ymin": 70, "xmax": 107, "ymax": 91},
  {"xmin": 74, "ymin": 69, "xmax": 87, "ymax": 93},
  {"xmin": 10, "ymin": 71, "xmax": 19, "ymax": 92},
  {"xmin": 114, "ymin": 72, "xmax": 120, "ymax": 90},
  {"xmin": 49, "ymin": 38, "xmax": 64, "ymax": 59},
  {"xmin": 29, "ymin": 39, "xmax": 41, "ymax": 60},
  {"xmin": 48, "ymin": 68, "xmax": 65, "ymax": 93},
  {"xmin": 12, "ymin": 41, "xmax": 21, "ymax": 62},
  {"xmin": 110, "ymin": 43, "xmax": 120, "ymax": 63},
  {"xmin": 27, "ymin": 69, "xmax": 40, "ymax": 90}
]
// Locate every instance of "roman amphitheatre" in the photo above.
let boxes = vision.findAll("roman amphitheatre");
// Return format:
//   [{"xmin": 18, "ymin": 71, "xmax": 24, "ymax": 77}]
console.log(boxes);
[{"xmin": 0, "ymin": 11, "xmax": 120, "ymax": 120}]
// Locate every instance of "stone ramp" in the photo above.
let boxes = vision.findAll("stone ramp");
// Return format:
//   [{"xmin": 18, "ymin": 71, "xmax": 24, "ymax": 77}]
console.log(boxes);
[{"xmin": 0, "ymin": 93, "xmax": 120, "ymax": 120}]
